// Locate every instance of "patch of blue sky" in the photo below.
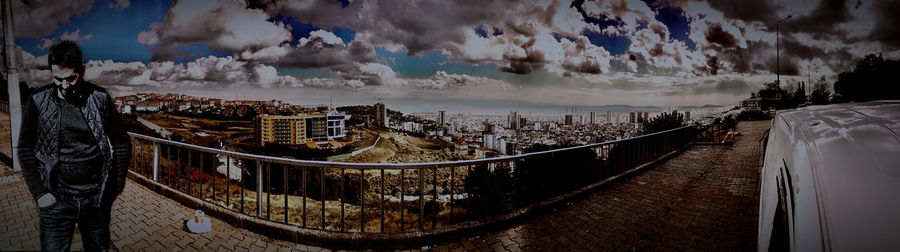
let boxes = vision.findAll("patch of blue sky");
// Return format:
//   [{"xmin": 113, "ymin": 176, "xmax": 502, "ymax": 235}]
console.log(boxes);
[
  {"xmin": 375, "ymin": 47, "xmax": 578, "ymax": 87},
  {"xmin": 269, "ymin": 15, "xmax": 355, "ymax": 45},
  {"xmin": 652, "ymin": 3, "xmax": 696, "ymax": 50},
  {"xmin": 332, "ymin": 27, "xmax": 356, "ymax": 44},
  {"xmin": 580, "ymin": 30, "xmax": 631, "ymax": 55},
  {"xmin": 375, "ymin": 48, "xmax": 449, "ymax": 78},
  {"xmin": 14, "ymin": 0, "xmax": 171, "ymax": 62},
  {"xmin": 474, "ymin": 25, "xmax": 503, "ymax": 38},
  {"xmin": 575, "ymin": 0, "xmax": 622, "ymax": 30},
  {"xmin": 268, "ymin": 15, "xmax": 315, "ymax": 46},
  {"xmin": 637, "ymin": 20, "xmax": 649, "ymax": 30},
  {"xmin": 336, "ymin": 0, "xmax": 350, "ymax": 8},
  {"xmin": 474, "ymin": 27, "xmax": 489, "ymax": 38},
  {"xmin": 178, "ymin": 44, "xmax": 231, "ymax": 61}
]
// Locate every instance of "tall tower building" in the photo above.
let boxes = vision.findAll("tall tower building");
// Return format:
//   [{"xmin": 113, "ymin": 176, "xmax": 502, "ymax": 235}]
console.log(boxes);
[
  {"xmin": 630, "ymin": 112, "xmax": 636, "ymax": 123},
  {"xmin": 590, "ymin": 111, "xmax": 595, "ymax": 125},
  {"xmin": 439, "ymin": 110, "xmax": 446, "ymax": 126},
  {"xmin": 685, "ymin": 111, "xmax": 691, "ymax": 122},
  {"xmin": 375, "ymin": 103, "xmax": 387, "ymax": 127},
  {"xmin": 508, "ymin": 111, "xmax": 520, "ymax": 130}
]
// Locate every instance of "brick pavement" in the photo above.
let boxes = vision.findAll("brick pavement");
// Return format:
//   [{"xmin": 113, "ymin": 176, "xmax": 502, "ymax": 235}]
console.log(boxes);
[
  {"xmin": 0, "ymin": 169, "xmax": 328, "ymax": 251},
  {"xmin": 432, "ymin": 120, "xmax": 769, "ymax": 251},
  {"xmin": 1, "ymin": 121, "xmax": 768, "ymax": 251}
]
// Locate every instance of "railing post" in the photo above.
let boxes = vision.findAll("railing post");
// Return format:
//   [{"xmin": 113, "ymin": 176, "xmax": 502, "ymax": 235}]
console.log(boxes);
[
  {"xmin": 449, "ymin": 165, "xmax": 454, "ymax": 225},
  {"xmin": 226, "ymin": 155, "xmax": 230, "ymax": 208},
  {"xmin": 257, "ymin": 160, "xmax": 264, "ymax": 218},
  {"xmin": 360, "ymin": 168, "xmax": 366, "ymax": 232},
  {"xmin": 284, "ymin": 165, "xmax": 288, "ymax": 224},
  {"xmin": 341, "ymin": 167, "xmax": 345, "ymax": 232},
  {"xmin": 302, "ymin": 166, "xmax": 307, "ymax": 227},
  {"xmin": 432, "ymin": 165, "xmax": 438, "ymax": 230},
  {"xmin": 380, "ymin": 168, "xmax": 385, "ymax": 233},
  {"xmin": 321, "ymin": 167, "xmax": 326, "ymax": 230},
  {"xmin": 419, "ymin": 168, "xmax": 425, "ymax": 231},
  {"xmin": 152, "ymin": 142, "xmax": 159, "ymax": 181},
  {"xmin": 266, "ymin": 163, "xmax": 271, "ymax": 220},
  {"xmin": 400, "ymin": 169, "xmax": 405, "ymax": 232}
]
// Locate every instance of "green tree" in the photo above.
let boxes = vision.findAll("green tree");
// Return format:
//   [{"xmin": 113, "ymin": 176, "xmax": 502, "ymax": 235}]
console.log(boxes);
[
  {"xmin": 757, "ymin": 81, "xmax": 783, "ymax": 100},
  {"xmin": 792, "ymin": 82, "xmax": 807, "ymax": 106},
  {"xmin": 643, "ymin": 111, "xmax": 684, "ymax": 134},
  {"xmin": 833, "ymin": 54, "xmax": 900, "ymax": 102},
  {"xmin": 810, "ymin": 77, "xmax": 831, "ymax": 105},
  {"xmin": 755, "ymin": 80, "xmax": 798, "ymax": 110}
]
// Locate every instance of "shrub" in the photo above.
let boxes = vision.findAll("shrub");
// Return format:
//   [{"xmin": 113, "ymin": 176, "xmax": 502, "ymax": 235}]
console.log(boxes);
[{"xmin": 643, "ymin": 111, "xmax": 684, "ymax": 134}]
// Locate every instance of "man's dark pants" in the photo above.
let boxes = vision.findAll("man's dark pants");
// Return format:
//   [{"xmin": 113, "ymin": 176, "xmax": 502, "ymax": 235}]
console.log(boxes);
[{"xmin": 38, "ymin": 193, "xmax": 112, "ymax": 251}]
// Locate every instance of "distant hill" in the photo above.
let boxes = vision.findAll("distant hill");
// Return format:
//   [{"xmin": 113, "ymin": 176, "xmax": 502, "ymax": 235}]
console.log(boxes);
[
  {"xmin": 578, "ymin": 104, "xmax": 723, "ymax": 113},
  {"xmin": 676, "ymin": 104, "xmax": 723, "ymax": 110}
]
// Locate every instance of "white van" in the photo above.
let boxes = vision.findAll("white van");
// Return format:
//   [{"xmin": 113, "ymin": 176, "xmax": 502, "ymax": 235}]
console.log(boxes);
[{"xmin": 758, "ymin": 101, "xmax": 900, "ymax": 251}]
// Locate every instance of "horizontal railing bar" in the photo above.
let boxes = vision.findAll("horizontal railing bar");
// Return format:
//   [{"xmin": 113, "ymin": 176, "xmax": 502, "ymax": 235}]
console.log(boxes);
[{"xmin": 127, "ymin": 125, "xmax": 695, "ymax": 169}]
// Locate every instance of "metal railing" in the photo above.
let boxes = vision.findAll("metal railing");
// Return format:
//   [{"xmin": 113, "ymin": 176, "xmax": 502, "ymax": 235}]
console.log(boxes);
[{"xmin": 128, "ymin": 124, "xmax": 724, "ymax": 234}]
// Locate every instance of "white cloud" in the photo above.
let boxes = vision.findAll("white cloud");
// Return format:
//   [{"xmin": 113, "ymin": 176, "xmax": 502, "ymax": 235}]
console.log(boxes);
[
  {"xmin": 252, "ymin": 64, "xmax": 301, "ymax": 88},
  {"xmin": 268, "ymin": 30, "xmax": 377, "ymax": 69},
  {"xmin": 137, "ymin": 0, "xmax": 291, "ymax": 60},
  {"xmin": 59, "ymin": 29, "xmax": 93, "ymax": 41},
  {"xmin": 5, "ymin": 0, "xmax": 94, "ymax": 39},
  {"xmin": 299, "ymin": 30, "xmax": 345, "ymax": 48},
  {"xmin": 22, "ymin": 51, "xmax": 48, "ymax": 70},
  {"xmin": 34, "ymin": 29, "xmax": 93, "ymax": 51},
  {"xmin": 108, "ymin": 0, "xmax": 130, "ymax": 9},
  {"xmin": 408, "ymin": 71, "xmax": 514, "ymax": 90},
  {"xmin": 36, "ymin": 39, "xmax": 56, "ymax": 51},
  {"xmin": 358, "ymin": 63, "xmax": 406, "ymax": 87},
  {"xmin": 16, "ymin": 55, "xmax": 306, "ymax": 92}
]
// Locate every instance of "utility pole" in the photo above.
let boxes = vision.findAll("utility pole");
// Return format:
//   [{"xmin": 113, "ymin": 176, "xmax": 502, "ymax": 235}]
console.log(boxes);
[
  {"xmin": 776, "ymin": 15, "xmax": 792, "ymax": 85},
  {"xmin": 807, "ymin": 64, "xmax": 814, "ymax": 98},
  {"xmin": 2, "ymin": 0, "xmax": 23, "ymax": 171}
]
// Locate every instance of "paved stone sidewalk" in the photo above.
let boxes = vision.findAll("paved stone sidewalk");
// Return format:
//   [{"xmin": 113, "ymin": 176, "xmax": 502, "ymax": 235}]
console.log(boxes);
[
  {"xmin": 1, "ymin": 121, "xmax": 768, "ymax": 251},
  {"xmin": 431, "ymin": 120, "xmax": 769, "ymax": 251},
  {"xmin": 0, "ymin": 173, "xmax": 328, "ymax": 251}
]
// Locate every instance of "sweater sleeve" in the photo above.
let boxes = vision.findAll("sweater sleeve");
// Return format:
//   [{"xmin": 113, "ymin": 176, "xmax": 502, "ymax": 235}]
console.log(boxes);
[
  {"xmin": 17, "ymin": 95, "xmax": 49, "ymax": 201},
  {"xmin": 104, "ymin": 94, "xmax": 132, "ymax": 194}
]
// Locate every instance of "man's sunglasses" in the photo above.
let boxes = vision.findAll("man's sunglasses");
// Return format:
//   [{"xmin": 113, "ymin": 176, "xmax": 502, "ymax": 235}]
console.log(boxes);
[{"xmin": 54, "ymin": 75, "xmax": 78, "ymax": 83}]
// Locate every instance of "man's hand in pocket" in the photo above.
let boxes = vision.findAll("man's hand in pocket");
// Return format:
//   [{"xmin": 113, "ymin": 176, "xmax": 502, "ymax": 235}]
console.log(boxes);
[{"xmin": 37, "ymin": 193, "xmax": 56, "ymax": 208}]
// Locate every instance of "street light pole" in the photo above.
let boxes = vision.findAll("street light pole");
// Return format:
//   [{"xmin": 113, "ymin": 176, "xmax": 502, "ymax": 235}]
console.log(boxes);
[
  {"xmin": 807, "ymin": 63, "xmax": 816, "ymax": 97},
  {"xmin": 776, "ymin": 15, "xmax": 792, "ymax": 85},
  {"xmin": 2, "ymin": 0, "xmax": 23, "ymax": 171}
]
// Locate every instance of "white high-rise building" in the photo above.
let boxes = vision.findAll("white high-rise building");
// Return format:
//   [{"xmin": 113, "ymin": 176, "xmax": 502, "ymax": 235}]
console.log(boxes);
[{"xmin": 484, "ymin": 134, "xmax": 495, "ymax": 150}]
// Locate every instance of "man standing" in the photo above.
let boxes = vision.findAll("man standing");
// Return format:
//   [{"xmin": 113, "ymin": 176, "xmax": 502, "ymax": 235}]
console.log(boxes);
[{"xmin": 17, "ymin": 41, "xmax": 132, "ymax": 251}]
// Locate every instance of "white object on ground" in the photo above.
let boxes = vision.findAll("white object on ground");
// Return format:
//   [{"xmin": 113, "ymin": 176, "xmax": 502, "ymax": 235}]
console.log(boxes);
[{"xmin": 186, "ymin": 210, "xmax": 212, "ymax": 233}]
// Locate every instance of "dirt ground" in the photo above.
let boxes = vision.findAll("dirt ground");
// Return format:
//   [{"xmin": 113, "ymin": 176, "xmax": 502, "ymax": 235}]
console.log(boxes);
[
  {"xmin": 0, "ymin": 113, "xmax": 12, "ymax": 176},
  {"xmin": 138, "ymin": 113, "xmax": 253, "ymax": 148},
  {"xmin": 337, "ymin": 130, "xmax": 467, "ymax": 163}
]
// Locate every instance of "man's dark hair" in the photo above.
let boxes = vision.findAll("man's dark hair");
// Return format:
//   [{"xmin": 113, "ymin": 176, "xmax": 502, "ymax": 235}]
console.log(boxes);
[{"xmin": 48, "ymin": 40, "xmax": 84, "ymax": 75}]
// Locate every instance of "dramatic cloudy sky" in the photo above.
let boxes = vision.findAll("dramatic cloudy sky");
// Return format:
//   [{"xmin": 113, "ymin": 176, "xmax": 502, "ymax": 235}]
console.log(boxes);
[{"xmin": 6, "ymin": 0, "xmax": 899, "ymax": 113}]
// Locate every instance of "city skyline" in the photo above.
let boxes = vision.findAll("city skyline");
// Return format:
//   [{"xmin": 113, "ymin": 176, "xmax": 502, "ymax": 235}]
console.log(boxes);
[{"xmin": 8, "ymin": 0, "xmax": 899, "ymax": 110}]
